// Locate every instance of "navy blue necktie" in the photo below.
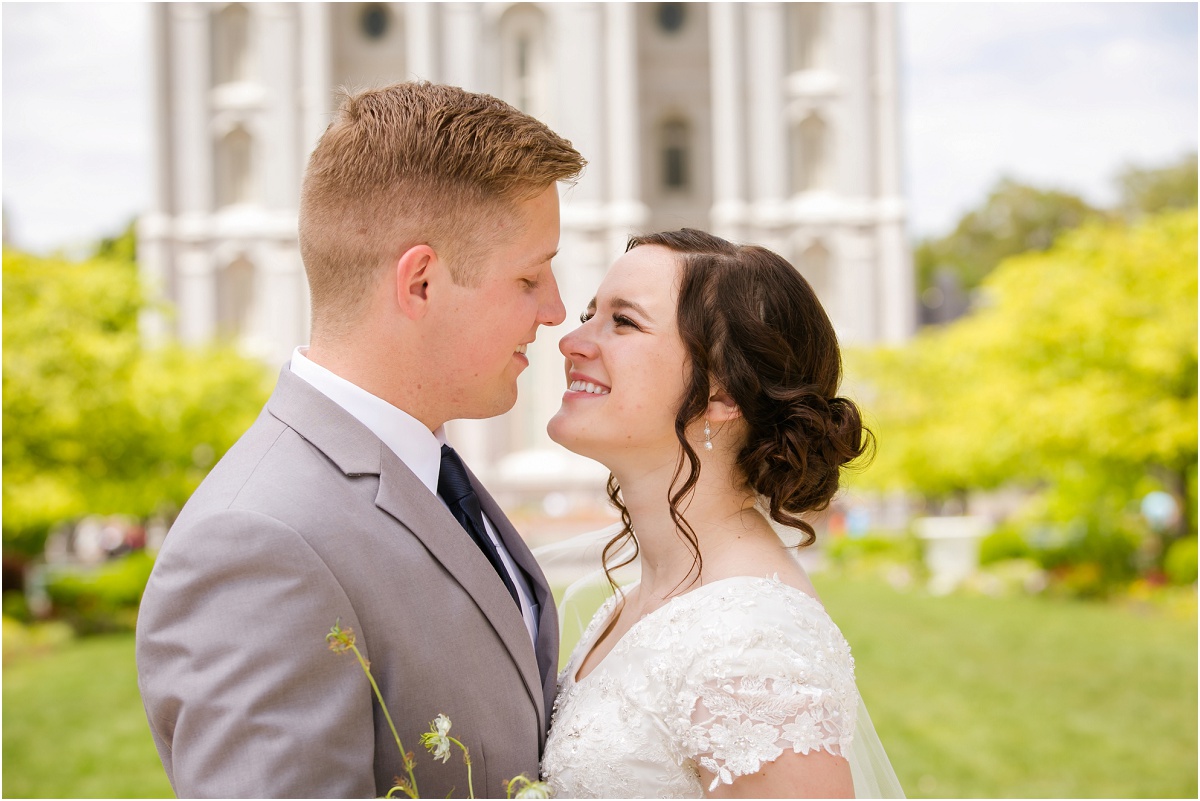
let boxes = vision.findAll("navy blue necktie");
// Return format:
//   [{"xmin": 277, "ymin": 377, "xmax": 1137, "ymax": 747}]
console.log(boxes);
[{"xmin": 437, "ymin": 444, "xmax": 520, "ymax": 607}]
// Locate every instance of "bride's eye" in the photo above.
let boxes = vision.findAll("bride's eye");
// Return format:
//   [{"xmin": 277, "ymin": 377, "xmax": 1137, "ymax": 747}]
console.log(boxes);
[
  {"xmin": 580, "ymin": 310, "xmax": 595, "ymax": 323},
  {"xmin": 613, "ymin": 314, "xmax": 641, "ymax": 331}
]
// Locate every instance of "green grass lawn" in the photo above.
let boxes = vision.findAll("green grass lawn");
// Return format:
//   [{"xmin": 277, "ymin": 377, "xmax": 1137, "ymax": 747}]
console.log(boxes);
[
  {"xmin": 812, "ymin": 577, "xmax": 1197, "ymax": 799},
  {"xmin": 3, "ymin": 578, "xmax": 1195, "ymax": 798},
  {"xmin": 3, "ymin": 633, "xmax": 174, "ymax": 798}
]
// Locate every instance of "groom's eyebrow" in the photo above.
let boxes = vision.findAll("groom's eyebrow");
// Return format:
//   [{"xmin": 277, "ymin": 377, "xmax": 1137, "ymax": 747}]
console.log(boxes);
[{"xmin": 521, "ymin": 249, "xmax": 560, "ymax": 270}]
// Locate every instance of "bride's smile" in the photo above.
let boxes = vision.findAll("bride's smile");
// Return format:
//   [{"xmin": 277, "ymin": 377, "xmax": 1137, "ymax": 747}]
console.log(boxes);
[
  {"xmin": 565, "ymin": 374, "xmax": 610, "ymax": 395},
  {"xmin": 539, "ymin": 229, "xmax": 898, "ymax": 799},
  {"xmin": 547, "ymin": 244, "xmax": 692, "ymax": 467}
]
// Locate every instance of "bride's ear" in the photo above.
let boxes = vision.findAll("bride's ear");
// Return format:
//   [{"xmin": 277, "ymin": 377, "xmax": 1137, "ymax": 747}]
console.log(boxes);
[{"xmin": 706, "ymin": 387, "xmax": 741, "ymax": 423}]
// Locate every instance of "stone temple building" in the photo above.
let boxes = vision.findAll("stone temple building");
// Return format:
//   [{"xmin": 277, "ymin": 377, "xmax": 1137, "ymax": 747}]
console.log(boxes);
[{"xmin": 139, "ymin": 2, "xmax": 913, "ymax": 498}]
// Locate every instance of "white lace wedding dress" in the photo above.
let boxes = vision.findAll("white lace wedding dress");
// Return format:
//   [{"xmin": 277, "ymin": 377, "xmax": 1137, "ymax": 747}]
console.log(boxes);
[{"xmin": 541, "ymin": 575, "xmax": 902, "ymax": 798}]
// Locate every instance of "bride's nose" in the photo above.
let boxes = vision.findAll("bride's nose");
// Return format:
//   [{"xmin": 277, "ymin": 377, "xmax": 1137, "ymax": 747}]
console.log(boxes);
[{"xmin": 559, "ymin": 323, "xmax": 599, "ymax": 361}]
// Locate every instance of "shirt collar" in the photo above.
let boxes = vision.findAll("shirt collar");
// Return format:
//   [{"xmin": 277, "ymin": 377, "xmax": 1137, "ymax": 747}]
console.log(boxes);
[{"xmin": 289, "ymin": 347, "xmax": 445, "ymax": 496}]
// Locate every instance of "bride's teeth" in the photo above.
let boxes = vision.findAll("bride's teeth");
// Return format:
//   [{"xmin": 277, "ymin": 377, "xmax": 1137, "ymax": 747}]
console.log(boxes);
[
  {"xmin": 516, "ymin": 344, "xmax": 527, "ymax": 355},
  {"xmin": 568, "ymin": 380, "xmax": 609, "ymax": 395}
]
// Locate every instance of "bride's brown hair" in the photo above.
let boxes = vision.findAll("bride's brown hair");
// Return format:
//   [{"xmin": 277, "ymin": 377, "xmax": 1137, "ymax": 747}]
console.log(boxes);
[{"xmin": 602, "ymin": 229, "xmax": 874, "ymax": 594}]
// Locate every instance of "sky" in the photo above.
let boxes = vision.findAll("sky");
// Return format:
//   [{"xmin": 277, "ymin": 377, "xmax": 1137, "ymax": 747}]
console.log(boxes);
[
  {"xmin": 2, "ymin": 2, "xmax": 1197, "ymax": 255},
  {"xmin": 902, "ymin": 2, "xmax": 1197, "ymax": 233}
]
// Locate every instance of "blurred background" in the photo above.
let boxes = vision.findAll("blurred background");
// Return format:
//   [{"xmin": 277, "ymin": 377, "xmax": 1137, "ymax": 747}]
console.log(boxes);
[{"xmin": 3, "ymin": 2, "xmax": 1196, "ymax": 798}]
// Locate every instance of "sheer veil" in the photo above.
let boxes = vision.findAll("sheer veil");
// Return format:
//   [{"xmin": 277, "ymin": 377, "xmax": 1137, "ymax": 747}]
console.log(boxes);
[{"xmin": 532, "ymin": 518, "xmax": 906, "ymax": 799}]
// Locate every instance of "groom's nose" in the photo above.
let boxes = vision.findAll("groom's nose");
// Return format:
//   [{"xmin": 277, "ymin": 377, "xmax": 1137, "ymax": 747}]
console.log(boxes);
[{"xmin": 537, "ymin": 271, "xmax": 566, "ymax": 327}]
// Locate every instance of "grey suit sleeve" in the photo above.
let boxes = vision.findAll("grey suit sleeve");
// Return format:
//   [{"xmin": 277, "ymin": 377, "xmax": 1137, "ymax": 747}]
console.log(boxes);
[{"xmin": 136, "ymin": 509, "xmax": 376, "ymax": 798}]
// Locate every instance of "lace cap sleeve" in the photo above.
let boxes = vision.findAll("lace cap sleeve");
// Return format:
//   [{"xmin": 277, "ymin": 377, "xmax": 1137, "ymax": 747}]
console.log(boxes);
[{"xmin": 673, "ymin": 579, "xmax": 859, "ymax": 792}]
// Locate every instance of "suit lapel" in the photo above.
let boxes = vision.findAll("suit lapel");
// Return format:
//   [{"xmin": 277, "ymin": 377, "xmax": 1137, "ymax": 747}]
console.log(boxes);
[
  {"xmin": 267, "ymin": 367, "xmax": 383, "ymax": 477},
  {"xmin": 473, "ymin": 483, "xmax": 560, "ymax": 729},
  {"xmin": 267, "ymin": 367, "xmax": 547, "ymax": 735},
  {"xmin": 373, "ymin": 447, "xmax": 547, "ymax": 736}
]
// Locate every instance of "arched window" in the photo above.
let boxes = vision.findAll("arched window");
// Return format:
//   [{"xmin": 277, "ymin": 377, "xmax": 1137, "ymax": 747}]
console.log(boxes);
[
  {"xmin": 217, "ymin": 256, "xmax": 255, "ymax": 338},
  {"xmin": 515, "ymin": 33, "xmax": 533, "ymax": 111},
  {"xmin": 788, "ymin": 3, "xmax": 828, "ymax": 73},
  {"xmin": 216, "ymin": 125, "xmax": 255, "ymax": 207},
  {"xmin": 790, "ymin": 113, "xmax": 830, "ymax": 193},
  {"xmin": 799, "ymin": 241, "xmax": 832, "ymax": 304},
  {"xmin": 213, "ymin": 3, "xmax": 252, "ymax": 85},
  {"xmin": 657, "ymin": 3, "xmax": 686, "ymax": 34},
  {"xmin": 330, "ymin": 3, "xmax": 405, "ymax": 89},
  {"xmin": 359, "ymin": 3, "xmax": 391, "ymax": 40},
  {"xmin": 500, "ymin": 5, "xmax": 547, "ymax": 117},
  {"xmin": 661, "ymin": 118, "xmax": 691, "ymax": 192}
]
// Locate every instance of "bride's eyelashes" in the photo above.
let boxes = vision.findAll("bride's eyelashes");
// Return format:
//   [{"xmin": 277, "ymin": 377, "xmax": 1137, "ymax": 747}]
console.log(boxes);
[
  {"xmin": 613, "ymin": 314, "xmax": 641, "ymax": 331},
  {"xmin": 578, "ymin": 309, "xmax": 643, "ymax": 331}
]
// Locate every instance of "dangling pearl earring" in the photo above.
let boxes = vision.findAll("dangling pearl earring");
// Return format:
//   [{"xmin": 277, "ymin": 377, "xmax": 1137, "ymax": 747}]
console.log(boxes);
[{"xmin": 704, "ymin": 419, "xmax": 713, "ymax": 451}]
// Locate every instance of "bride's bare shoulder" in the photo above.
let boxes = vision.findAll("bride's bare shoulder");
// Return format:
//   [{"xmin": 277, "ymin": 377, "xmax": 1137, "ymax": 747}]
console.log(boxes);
[{"xmin": 700, "ymin": 540, "xmax": 823, "ymax": 603}]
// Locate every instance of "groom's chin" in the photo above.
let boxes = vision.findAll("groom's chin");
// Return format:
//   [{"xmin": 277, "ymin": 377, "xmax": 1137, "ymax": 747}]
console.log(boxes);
[{"xmin": 457, "ymin": 384, "xmax": 520, "ymax": 421}]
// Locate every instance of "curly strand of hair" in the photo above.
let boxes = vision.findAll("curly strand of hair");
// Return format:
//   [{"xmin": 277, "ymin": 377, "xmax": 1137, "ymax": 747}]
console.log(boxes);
[
  {"xmin": 660, "ymin": 311, "xmax": 716, "ymax": 597},
  {"xmin": 601, "ymin": 473, "xmax": 638, "ymax": 597},
  {"xmin": 601, "ymin": 403, "xmax": 709, "ymax": 599},
  {"xmin": 666, "ymin": 422, "xmax": 704, "ymax": 596}
]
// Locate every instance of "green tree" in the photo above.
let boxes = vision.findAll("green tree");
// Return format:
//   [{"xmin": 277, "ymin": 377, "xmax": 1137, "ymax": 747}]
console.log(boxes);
[
  {"xmin": 1117, "ymin": 152, "xmax": 1198, "ymax": 219},
  {"xmin": 854, "ymin": 210, "xmax": 1198, "ymax": 566},
  {"xmin": 915, "ymin": 179, "xmax": 1106, "ymax": 300},
  {"xmin": 93, "ymin": 218, "xmax": 138, "ymax": 263},
  {"xmin": 2, "ymin": 247, "xmax": 272, "ymax": 556}
]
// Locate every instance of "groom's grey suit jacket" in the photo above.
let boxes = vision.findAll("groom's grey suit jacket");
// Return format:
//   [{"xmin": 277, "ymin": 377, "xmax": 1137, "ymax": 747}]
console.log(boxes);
[{"xmin": 136, "ymin": 366, "xmax": 559, "ymax": 798}]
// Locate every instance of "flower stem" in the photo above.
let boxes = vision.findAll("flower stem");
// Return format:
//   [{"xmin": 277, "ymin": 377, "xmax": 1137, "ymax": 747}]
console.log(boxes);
[
  {"xmin": 448, "ymin": 736, "xmax": 474, "ymax": 799},
  {"xmin": 349, "ymin": 642, "xmax": 419, "ymax": 798}
]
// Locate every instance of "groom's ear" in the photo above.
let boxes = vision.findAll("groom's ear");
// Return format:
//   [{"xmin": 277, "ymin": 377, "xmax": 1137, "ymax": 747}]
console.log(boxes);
[{"xmin": 395, "ymin": 244, "xmax": 437, "ymax": 319}]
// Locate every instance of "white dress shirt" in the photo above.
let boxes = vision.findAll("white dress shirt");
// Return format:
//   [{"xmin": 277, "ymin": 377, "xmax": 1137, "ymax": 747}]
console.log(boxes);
[{"xmin": 289, "ymin": 347, "xmax": 539, "ymax": 644}]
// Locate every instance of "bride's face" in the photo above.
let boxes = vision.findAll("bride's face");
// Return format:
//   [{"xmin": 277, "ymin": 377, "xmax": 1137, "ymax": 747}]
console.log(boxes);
[{"xmin": 547, "ymin": 245, "xmax": 689, "ymax": 467}]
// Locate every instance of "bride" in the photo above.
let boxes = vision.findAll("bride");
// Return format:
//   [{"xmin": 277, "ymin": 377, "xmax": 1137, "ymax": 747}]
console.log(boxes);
[{"xmin": 537, "ymin": 229, "xmax": 903, "ymax": 798}]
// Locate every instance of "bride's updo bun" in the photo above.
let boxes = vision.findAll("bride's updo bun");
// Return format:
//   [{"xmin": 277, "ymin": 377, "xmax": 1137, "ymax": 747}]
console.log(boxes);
[{"xmin": 629, "ymin": 228, "xmax": 873, "ymax": 546}]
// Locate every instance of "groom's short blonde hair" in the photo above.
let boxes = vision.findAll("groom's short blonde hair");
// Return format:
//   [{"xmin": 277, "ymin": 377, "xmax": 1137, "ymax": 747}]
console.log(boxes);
[{"xmin": 298, "ymin": 81, "xmax": 585, "ymax": 340}]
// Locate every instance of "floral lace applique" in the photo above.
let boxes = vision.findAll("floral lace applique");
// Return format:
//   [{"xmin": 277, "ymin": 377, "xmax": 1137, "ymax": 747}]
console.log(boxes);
[{"xmin": 542, "ymin": 576, "xmax": 859, "ymax": 798}]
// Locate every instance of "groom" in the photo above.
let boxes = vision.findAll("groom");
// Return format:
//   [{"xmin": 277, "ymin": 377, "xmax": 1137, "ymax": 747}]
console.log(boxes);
[{"xmin": 136, "ymin": 82, "xmax": 584, "ymax": 798}]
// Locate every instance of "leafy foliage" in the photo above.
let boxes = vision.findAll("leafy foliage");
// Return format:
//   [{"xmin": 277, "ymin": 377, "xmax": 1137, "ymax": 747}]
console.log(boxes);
[
  {"xmin": 852, "ymin": 210, "xmax": 1198, "ymax": 580},
  {"xmin": 43, "ymin": 552, "xmax": 156, "ymax": 634},
  {"xmin": 1117, "ymin": 152, "xmax": 1198, "ymax": 220},
  {"xmin": 1163, "ymin": 538, "xmax": 1198, "ymax": 586},
  {"xmin": 2, "ymin": 247, "xmax": 273, "ymax": 555},
  {"xmin": 916, "ymin": 153, "xmax": 1197, "ymax": 317},
  {"xmin": 915, "ymin": 178, "xmax": 1105, "ymax": 296},
  {"xmin": 977, "ymin": 527, "xmax": 1034, "ymax": 566},
  {"xmin": 93, "ymin": 218, "xmax": 138, "ymax": 263}
]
